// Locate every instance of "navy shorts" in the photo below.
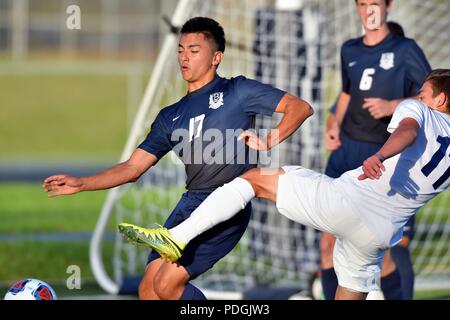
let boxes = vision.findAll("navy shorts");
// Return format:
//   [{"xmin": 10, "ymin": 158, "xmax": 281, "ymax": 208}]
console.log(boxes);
[
  {"xmin": 325, "ymin": 133, "xmax": 383, "ymax": 178},
  {"xmin": 147, "ymin": 188, "xmax": 252, "ymax": 280},
  {"xmin": 402, "ymin": 215, "xmax": 415, "ymax": 240}
]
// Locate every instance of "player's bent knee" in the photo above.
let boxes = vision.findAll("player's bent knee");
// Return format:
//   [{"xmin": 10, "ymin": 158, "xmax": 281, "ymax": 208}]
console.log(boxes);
[
  {"xmin": 153, "ymin": 272, "xmax": 171, "ymax": 299},
  {"xmin": 153, "ymin": 270, "xmax": 181, "ymax": 300}
]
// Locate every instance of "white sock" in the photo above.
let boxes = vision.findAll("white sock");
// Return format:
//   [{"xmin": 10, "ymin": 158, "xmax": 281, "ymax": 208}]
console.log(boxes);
[{"xmin": 169, "ymin": 178, "xmax": 255, "ymax": 244}]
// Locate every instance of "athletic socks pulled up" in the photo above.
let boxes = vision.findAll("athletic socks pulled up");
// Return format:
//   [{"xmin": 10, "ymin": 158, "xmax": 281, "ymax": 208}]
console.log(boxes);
[
  {"xmin": 321, "ymin": 267, "xmax": 338, "ymax": 300},
  {"xmin": 170, "ymin": 177, "xmax": 255, "ymax": 244},
  {"xmin": 180, "ymin": 283, "xmax": 207, "ymax": 300}
]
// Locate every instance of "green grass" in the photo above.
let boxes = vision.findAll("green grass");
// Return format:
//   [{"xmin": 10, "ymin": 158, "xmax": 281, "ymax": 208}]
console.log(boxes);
[
  {"xmin": 0, "ymin": 182, "xmax": 182, "ymax": 297},
  {"xmin": 414, "ymin": 289, "xmax": 450, "ymax": 300},
  {"xmin": 0, "ymin": 241, "xmax": 116, "ymax": 298},
  {"xmin": 0, "ymin": 74, "xmax": 128, "ymax": 160},
  {"xmin": 0, "ymin": 183, "xmax": 108, "ymax": 232},
  {"xmin": 0, "ymin": 181, "xmax": 185, "ymax": 234},
  {"xmin": 0, "ymin": 241, "xmax": 114, "ymax": 282},
  {"xmin": 0, "ymin": 182, "xmax": 115, "ymax": 296}
]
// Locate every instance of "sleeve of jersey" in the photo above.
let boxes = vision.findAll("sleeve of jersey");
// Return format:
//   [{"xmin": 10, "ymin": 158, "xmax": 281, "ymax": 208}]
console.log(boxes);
[
  {"xmin": 340, "ymin": 48, "xmax": 351, "ymax": 94},
  {"xmin": 329, "ymin": 99, "xmax": 337, "ymax": 114},
  {"xmin": 405, "ymin": 41, "xmax": 432, "ymax": 96},
  {"xmin": 387, "ymin": 100, "xmax": 425, "ymax": 133},
  {"xmin": 236, "ymin": 76, "xmax": 286, "ymax": 116},
  {"xmin": 138, "ymin": 111, "xmax": 172, "ymax": 159}
]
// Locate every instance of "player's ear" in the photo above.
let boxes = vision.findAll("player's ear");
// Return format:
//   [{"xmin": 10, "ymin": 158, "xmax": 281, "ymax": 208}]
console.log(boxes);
[
  {"xmin": 435, "ymin": 92, "xmax": 447, "ymax": 109},
  {"xmin": 212, "ymin": 51, "xmax": 224, "ymax": 67},
  {"xmin": 386, "ymin": 0, "xmax": 394, "ymax": 13}
]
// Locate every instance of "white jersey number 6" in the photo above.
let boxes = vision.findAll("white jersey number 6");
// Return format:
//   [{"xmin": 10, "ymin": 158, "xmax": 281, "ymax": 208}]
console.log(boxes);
[{"xmin": 360, "ymin": 68, "xmax": 376, "ymax": 91}]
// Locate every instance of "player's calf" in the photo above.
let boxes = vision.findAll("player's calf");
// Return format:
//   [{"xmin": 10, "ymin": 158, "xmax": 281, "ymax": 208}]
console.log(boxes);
[
  {"xmin": 240, "ymin": 168, "xmax": 284, "ymax": 202},
  {"xmin": 320, "ymin": 233, "xmax": 336, "ymax": 268}
]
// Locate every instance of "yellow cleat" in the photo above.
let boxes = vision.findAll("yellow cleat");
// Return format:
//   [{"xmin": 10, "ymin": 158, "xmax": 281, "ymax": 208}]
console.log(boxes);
[{"xmin": 118, "ymin": 223, "xmax": 186, "ymax": 262}]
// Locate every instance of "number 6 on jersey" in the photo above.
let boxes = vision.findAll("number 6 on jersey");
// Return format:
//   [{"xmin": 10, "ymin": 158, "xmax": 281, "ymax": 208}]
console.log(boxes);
[{"xmin": 360, "ymin": 68, "xmax": 375, "ymax": 91}]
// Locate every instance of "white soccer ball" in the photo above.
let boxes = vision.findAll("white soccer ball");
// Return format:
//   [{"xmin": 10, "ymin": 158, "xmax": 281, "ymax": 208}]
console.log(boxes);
[{"xmin": 4, "ymin": 279, "xmax": 57, "ymax": 300}]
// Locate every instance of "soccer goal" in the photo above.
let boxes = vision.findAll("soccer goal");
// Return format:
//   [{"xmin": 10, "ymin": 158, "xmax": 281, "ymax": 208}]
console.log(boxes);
[{"xmin": 90, "ymin": 0, "xmax": 450, "ymax": 297}]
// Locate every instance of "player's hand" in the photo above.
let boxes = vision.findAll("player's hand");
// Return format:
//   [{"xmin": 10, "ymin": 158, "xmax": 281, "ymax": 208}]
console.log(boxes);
[
  {"xmin": 238, "ymin": 130, "xmax": 269, "ymax": 151},
  {"xmin": 358, "ymin": 154, "xmax": 386, "ymax": 180},
  {"xmin": 42, "ymin": 174, "xmax": 84, "ymax": 198},
  {"xmin": 325, "ymin": 126, "xmax": 341, "ymax": 151},
  {"xmin": 362, "ymin": 98, "xmax": 396, "ymax": 119}
]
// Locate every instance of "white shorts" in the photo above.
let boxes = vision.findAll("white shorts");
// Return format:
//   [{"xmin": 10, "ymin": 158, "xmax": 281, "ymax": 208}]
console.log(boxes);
[{"xmin": 276, "ymin": 166, "xmax": 386, "ymax": 293}]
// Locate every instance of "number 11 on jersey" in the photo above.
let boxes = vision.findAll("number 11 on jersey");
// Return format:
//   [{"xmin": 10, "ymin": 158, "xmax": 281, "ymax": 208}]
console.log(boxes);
[{"xmin": 421, "ymin": 136, "xmax": 450, "ymax": 189}]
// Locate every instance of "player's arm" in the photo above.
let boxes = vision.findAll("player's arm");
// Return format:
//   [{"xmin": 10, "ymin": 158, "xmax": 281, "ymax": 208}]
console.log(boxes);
[
  {"xmin": 362, "ymin": 97, "xmax": 416, "ymax": 120},
  {"xmin": 43, "ymin": 148, "xmax": 157, "ymax": 197},
  {"xmin": 239, "ymin": 93, "xmax": 313, "ymax": 150},
  {"xmin": 335, "ymin": 91, "xmax": 351, "ymax": 126},
  {"xmin": 358, "ymin": 118, "xmax": 420, "ymax": 180},
  {"xmin": 325, "ymin": 92, "xmax": 350, "ymax": 151},
  {"xmin": 325, "ymin": 112, "xmax": 341, "ymax": 151}
]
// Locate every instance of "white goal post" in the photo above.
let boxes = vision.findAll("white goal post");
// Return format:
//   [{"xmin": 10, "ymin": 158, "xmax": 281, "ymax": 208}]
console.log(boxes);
[{"xmin": 90, "ymin": 0, "xmax": 450, "ymax": 297}]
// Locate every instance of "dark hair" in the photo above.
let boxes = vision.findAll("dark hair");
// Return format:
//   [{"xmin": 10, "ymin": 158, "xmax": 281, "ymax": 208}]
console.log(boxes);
[
  {"xmin": 180, "ymin": 17, "xmax": 226, "ymax": 53},
  {"xmin": 425, "ymin": 69, "xmax": 450, "ymax": 111},
  {"xmin": 387, "ymin": 21, "xmax": 405, "ymax": 37},
  {"xmin": 355, "ymin": 0, "xmax": 392, "ymax": 6}
]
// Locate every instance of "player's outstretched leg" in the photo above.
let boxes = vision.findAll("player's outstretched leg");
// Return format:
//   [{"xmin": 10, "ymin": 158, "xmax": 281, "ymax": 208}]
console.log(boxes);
[
  {"xmin": 118, "ymin": 223, "xmax": 186, "ymax": 262},
  {"xmin": 168, "ymin": 168, "xmax": 282, "ymax": 244},
  {"xmin": 119, "ymin": 168, "xmax": 282, "ymax": 261}
]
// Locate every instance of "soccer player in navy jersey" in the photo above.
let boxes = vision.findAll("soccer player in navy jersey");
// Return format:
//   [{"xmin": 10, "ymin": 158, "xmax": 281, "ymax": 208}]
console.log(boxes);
[
  {"xmin": 42, "ymin": 17, "xmax": 313, "ymax": 300},
  {"xmin": 321, "ymin": 0, "xmax": 431, "ymax": 300}
]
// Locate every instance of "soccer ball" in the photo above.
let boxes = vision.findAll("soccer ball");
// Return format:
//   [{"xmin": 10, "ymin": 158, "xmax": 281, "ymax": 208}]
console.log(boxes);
[{"xmin": 4, "ymin": 279, "xmax": 57, "ymax": 300}]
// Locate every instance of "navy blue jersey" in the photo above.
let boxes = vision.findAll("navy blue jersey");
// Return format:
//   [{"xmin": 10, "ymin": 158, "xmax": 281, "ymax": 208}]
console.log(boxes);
[
  {"xmin": 341, "ymin": 33, "xmax": 431, "ymax": 144},
  {"xmin": 139, "ymin": 75, "xmax": 285, "ymax": 190},
  {"xmin": 329, "ymin": 100, "xmax": 337, "ymax": 114}
]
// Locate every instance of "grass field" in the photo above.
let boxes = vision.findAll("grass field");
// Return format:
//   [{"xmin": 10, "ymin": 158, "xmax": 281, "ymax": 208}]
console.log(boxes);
[
  {"xmin": 0, "ymin": 183, "xmax": 109, "ymax": 232},
  {"xmin": 0, "ymin": 61, "xmax": 166, "ymax": 298},
  {"xmin": 0, "ymin": 72, "xmax": 129, "ymax": 161},
  {"xmin": 0, "ymin": 182, "xmax": 115, "ymax": 298}
]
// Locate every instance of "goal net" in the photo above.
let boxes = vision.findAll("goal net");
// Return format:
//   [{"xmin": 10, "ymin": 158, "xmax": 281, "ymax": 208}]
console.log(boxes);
[{"xmin": 90, "ymin": 0, "xmax": 450, "ymax": 297}]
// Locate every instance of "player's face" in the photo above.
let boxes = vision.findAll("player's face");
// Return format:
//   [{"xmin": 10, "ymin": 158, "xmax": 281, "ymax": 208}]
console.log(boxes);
[
  {"xmin": 178, "ymin": 33, "xmax": 223, "ymax": 84},
  {"xmin": 356, "ymin": 0, "xmax": 390, "ymax": 31},
  {"xmin": 418, "ymin": 81, "xmax": 447, "ymax": 112}
]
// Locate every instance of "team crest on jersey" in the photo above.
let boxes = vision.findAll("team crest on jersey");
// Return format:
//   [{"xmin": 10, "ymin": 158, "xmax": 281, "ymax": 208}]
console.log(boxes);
[
  {"xmin": 379, "ymin": 52, "xmax": 395, "ymax": 70},
  {"xmin": 209, "ymin": 92, "xmax": 224, "ymax": 109}
]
